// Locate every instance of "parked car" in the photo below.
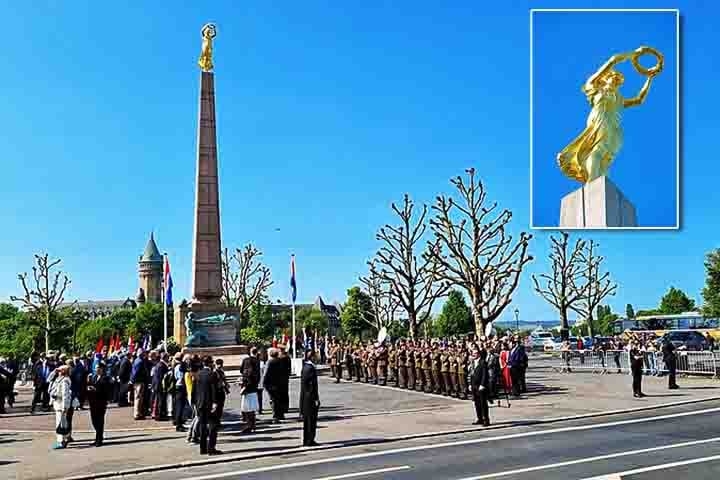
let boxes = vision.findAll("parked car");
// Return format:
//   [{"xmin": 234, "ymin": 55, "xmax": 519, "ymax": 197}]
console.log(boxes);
[
  {"xmin": 544, "ymin": 338, "xmax": 560, "ymax": 351},
  {"xmin": 656, "ymin": 331, "xmax": 710, "ymax": 351},
  {"xmin": 530, "ymin": 330, "xmax": 555, "ymax": 350}
]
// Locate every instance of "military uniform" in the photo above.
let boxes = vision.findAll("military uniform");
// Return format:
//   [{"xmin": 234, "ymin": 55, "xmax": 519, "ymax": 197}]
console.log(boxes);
[
  {"xmin": 353, "ymin": 346, "xmax": 362, "ymax": 382},
  {"xmin": 457, "ymin": 350, "xmax": 468, "ymax": 399},
  {"xmin": 388, "ymin": 346, "xmax": 397, "ymax": 386},
  {"xmin": 329, "ymin": 342, "xmax": 342, "ymax": 383},
  {"xmin": 376, "ymin": 344, "xmax": 388, "ymax": 386},
  {"xmin": 448, "ymin": 350, "xmax": 458, "ymax": 397},
  {"xmin": 441, "ymin": 349, "xmax": 451, "ymax": 396},
  {"xmin": 397, "ymin": 346, "xmax": 408, "ymax": 389},
  {"xmin": 344, "ymin": 344, "xmax": 354, "ymax": 380},
  {"xmin": 407, "ymin": 347, "xmax": 416, "ymax": 390},
  {"xmin": 431, "ymin": 347, "xmax": 443, "ymax": 394},
  {"xmin": 422, "ymin": 348, "xmax": 433, "ymax": 393},
  {"xmin": 414, "ymin": 349, "xmax": 424, "ymax": 391}
]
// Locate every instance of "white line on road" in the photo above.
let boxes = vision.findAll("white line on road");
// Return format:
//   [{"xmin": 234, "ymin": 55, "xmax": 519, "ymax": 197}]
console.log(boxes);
[
  {"xmin": 182, "ymin": 407, "xmax": 720, "ymax": 480},
  {"xmin": 313, "ymin": 465, "xmax": 410, "ymax": 480},
  {"xmin": 454, "ymin": 437, "xmax": 720, "ymax": 479},
  {"xmin": 581, "ymin": 453, "xmax": 720, "ymax": 479}
]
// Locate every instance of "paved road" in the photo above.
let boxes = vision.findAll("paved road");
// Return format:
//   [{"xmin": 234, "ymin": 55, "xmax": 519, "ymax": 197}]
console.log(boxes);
[{"xmin": 138, "ymin": 400, "xmax": 720, "ymax": 480}]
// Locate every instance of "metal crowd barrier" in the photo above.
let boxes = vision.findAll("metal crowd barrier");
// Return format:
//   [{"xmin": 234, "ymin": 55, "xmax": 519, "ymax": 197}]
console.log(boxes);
[{"xmin": 553, "ymin": 349, "xmax": 720, "ymax": 377}]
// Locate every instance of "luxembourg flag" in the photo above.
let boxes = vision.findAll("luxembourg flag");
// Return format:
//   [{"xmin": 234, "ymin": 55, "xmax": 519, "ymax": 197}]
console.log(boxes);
[
  {"xmin": 290, "ymin": 254, "xmax": 297, "ymax": 305},
  {"xmin": 164, "ymin": 254, "xmax": 173, "ymax": 306}
]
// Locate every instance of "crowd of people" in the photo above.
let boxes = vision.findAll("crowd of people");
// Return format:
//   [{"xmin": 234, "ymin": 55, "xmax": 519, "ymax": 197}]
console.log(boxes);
[{"xmin": 327, "ymin": 334, "xmax": 529, "ymax": 425}]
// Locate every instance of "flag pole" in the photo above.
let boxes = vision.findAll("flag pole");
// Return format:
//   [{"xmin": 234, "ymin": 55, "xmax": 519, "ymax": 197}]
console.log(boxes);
[
  {"xmin": 292, "ymin": 302, "xmax": 297, "ymax": 360},
  {"xmin": 162, "ymin": 253, "xmax": 168, "ymax": 346}
]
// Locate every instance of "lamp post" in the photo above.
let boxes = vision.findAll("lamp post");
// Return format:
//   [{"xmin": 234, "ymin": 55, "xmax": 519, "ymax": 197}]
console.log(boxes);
[{"xmin": 514, "ymin": 308, "xmax": 520, "ymax": 333}]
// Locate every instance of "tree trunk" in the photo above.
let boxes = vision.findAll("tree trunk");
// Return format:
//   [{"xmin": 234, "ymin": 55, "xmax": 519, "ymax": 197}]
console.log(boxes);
[
  {"xmin": 408, "ymin": 313, "xmax": 417, "ymax": 340},
  {"xmin": 45, "ymin": 309, "xmax": 51, "ymax": 353},
  {"xmin": 472, "ymin": 308, "xmax": 483, "ymax": 338},
  {"xmin": 560, "ymin": 308, "xmax": 569, "ymax": 341},
  {"xmin": 586, "ymin": 313, "xmax": 595, "ymax": 338}
]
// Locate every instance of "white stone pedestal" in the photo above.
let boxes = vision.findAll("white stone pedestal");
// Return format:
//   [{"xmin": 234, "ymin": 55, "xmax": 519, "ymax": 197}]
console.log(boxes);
[{"xmin": 559, "ymin": 176, "xmax": 637, "ymax": 228}]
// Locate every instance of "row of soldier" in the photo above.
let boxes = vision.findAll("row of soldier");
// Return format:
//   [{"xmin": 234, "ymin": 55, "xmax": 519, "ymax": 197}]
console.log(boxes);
[{"xmin": 328, "ymin": 337, "xmax": 529, "ymax": 400}]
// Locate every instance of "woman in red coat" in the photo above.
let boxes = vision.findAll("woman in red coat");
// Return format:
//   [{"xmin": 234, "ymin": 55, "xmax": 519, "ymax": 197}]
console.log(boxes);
[{"xmin": 499, "ymin": 343, "xmax": 512, "ymax": 394}]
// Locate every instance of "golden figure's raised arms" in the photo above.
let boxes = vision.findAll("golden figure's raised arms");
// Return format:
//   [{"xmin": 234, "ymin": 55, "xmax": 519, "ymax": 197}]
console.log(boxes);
[
  {"xmin": 557, "ymin": 46, "xmax": 664, "ymax": 184},
  {"xmin": 198, "ymin": 23, "xmax": 217, "ymax": 72}
]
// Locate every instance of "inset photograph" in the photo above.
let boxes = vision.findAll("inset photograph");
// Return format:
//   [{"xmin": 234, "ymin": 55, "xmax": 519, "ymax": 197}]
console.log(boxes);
[{"xmin": 530, "ymin": 9, "xmax": 679, "ymax": 229}]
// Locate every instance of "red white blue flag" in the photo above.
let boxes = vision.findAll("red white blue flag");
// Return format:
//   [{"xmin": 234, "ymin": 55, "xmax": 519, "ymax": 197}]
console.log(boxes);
[
  {"xmin": 164, "ymin": 254, "xmax": 173, "ymax": 306},
  {"xmin": 290, "ymin": 254, "xmax": 297, "ymax": 305}
]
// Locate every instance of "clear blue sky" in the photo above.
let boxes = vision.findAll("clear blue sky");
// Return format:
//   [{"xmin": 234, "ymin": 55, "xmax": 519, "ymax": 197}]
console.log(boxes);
[
  {"xmin": 1, "ymin": 2, "xmax": 718, "ymax": 325},
  {"xmin": 532, "ymin": 10, "xmax": 678, "ymax": 228}
]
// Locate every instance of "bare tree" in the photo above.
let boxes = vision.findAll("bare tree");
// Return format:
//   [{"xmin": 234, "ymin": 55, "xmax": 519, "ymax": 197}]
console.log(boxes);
[
  {"xmin": 570, "ymin": 240, "xmax": 617, "ymax": 337},
  {"xmin": 10, "ymin": 253, "xmax": 71, "ymax": 352},
  {"xmin": 374, "ymin": 194, "xmax": 450, "ymax": 339},
  {"xmin": 532, "ymin": 232, "xmax": 589, "ymax": 339},
  {"xmin": 220, "ymin": 244, "xmax": 273, "ymax": 321},
  {"xmin": 359, "ymin": 260, "xmax": 400, "ymax": 332},
  {"xmin": 428, "ymin": 168, "xmax": 533, "ymax": 335}
]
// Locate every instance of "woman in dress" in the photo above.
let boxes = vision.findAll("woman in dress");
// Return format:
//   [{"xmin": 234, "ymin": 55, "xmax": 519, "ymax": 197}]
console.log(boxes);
[
  {"xmin": 239, "ymin": 347, "xmax": 261, "ymax": 434},
  {"xmin": 558, "ymin": 46, "xmax": 662, "ymax": 184},
  {"xmin": 499, "ymin": 343, "xmax": 512, "ymax": 396}
]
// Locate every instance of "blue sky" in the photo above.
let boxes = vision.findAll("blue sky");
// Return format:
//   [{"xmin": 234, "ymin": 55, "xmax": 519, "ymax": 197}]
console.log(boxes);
[
  {"xmin": 1, "ymin": 2, "xmax": 719, "ymax": 325},
  {"xmin": 532, "ymin": 10, "xmax": 678, "ymax": 228}
]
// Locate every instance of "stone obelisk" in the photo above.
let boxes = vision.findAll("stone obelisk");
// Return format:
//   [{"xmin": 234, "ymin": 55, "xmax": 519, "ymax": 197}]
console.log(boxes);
[{"xmin": 191, "ymin": 50, "xmax": 222, "ymax": 303}]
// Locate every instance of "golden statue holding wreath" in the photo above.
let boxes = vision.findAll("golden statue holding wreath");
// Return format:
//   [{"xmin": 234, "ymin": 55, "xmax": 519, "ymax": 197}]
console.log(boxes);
[
  {"xmin": 198, "ymin": 23, "xmax": 217, "ymax": 72},
  {"xmin": 557, "ymin": 46, "xmax": 664, "ymax": 184}
]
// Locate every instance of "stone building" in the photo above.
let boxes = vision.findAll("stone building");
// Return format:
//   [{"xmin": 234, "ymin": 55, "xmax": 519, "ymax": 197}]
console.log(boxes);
[
  {"xmin": 61, "ymin": 233, "xmax": 165, "ymax": 316},
  {"xmin": 270, "ymin": 296, "xmax": 343, "ymax": 336}
]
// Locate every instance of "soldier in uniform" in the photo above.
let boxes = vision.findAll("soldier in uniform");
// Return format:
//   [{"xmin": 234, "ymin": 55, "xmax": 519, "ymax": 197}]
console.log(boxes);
[
  {"xmin": 414, "ymin": 345, "xmax": 424, "ymax": 392},
  {"xmin": 353, "ymin": 344, "xmax": 362, "ymax": 382},
  {"xmin": 397, "ymin": 342, "xmax": 407, "ymax": 389},
  {"xmin": 457, "ymin": 347, "xmax": 469, "ymax": 399},
  {"xmin": 366, "ymin": 343, "xmax": 376, "ymax": 384},
  {"xmin": 376, "ymin": 342, "xmax": 388, "ymax": 386},
  {"xmin": 344, "ymin": 342, "xmax": 354, "ymax": 381},
  {"xmin": 329, "ymin": 339, "xmax": 342, "ymax": 383},
  {"xmin": 406, "ymin": 342, "xmax": 416, "ymax": 390},
  {"xmin": 422, "ymin": 344, "xmax": 433, "ymax": 393},
  {"xmin": 440, "ymin": 346, "xmax": 450, "ymax": 396},
  {"xmin": 388, "ymin": 344, "xmax": 398, "ymax": 386},
  {"xmin": 431, "ymin": 342, "xmax": 443, "ymax": 394},
  {"xmin": 448, "ymin": 347, "xmax": 458, "ymax": 397}
]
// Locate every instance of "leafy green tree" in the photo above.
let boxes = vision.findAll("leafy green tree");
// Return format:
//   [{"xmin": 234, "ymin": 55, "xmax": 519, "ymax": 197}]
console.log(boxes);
[
  {"xmin": 386, "ymin": 319, "xmax": 409, "ymax": 340},
  {"xmin": 625, "ymin": 304, "xmax": 635, "ymax": 319},
  {"xmin": 636, "ymin": 309, "xmax": 661, "ymax": 317},
  {"xmin": 297, "ymin": 307, "xmax": 329, "ymax": 335},
  {"xmin": 434, "ymin": 290, "xmax": 473, "ymax": 337},
  {"xmin": 702, "ymin": 249, "xmax": 720, "ymax": 318},
  {"xmin": 248, "ymin": 301, "xmax": 274, "ymax": 340},
  {"xmin": 0, "ymin": 304, "xmax": 42, "ymax": 358},
  {"xmin": 596, "ymin": 305, "xmax": 619, "ymax": 335},
  {"xmin": 659, "ymin": 287, "xmax": 696, "ymax": 315},
  {"xmin": 127, "ymin": 303, "xmax": 163, "ymax": 340},
  {"xmin": 75, "ymin": 316, "xmax": 117, "ymax": 353},
  {"xmin": 341, "ymin": 287, "xmax": 373, "ymax": 339}
]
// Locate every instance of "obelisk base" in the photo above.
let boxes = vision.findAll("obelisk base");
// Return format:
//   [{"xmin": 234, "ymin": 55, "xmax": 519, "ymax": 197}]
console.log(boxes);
[{"xmin": 559, "ymin": 176, "xmax": 637, "ymax": 228}]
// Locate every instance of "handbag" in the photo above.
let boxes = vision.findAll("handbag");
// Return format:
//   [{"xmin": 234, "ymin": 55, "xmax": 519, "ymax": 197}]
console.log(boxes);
[{"xmin": 55, "ymin": 413, "xmax": 70, "ymax": 435}]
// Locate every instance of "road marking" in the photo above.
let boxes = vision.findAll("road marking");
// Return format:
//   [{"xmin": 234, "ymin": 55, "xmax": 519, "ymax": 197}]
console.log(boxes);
[
  {"xmin": 454, "ymin": 437, "xmax": 720, "ymax": 479},
  {"xmin": 581, "ymin": 453, "xmax": 720, "ymax": 479},
  {"xmin": 313, "ymin": 465, "xmax": 410, "ymax": 480},
  {"xmin": 182, "ymin": 407, "xmax": 720, "ymax": 480}
]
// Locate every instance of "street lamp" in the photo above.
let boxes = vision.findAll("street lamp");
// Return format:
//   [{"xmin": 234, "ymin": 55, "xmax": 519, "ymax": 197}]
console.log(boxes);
[{"xmin": 514, "ymin": 308, "xmax": 519, "ymax": 333}]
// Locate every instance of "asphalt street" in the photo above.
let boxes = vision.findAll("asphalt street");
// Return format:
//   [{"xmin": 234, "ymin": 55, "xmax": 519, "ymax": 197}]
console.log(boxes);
[{"xmin": 133, "ymin": 399, "xmax": 720, "ymax": 480}]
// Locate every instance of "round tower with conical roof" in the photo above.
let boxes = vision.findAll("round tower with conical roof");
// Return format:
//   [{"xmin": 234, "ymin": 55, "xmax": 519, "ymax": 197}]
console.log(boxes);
[{"xmin": 138, "ymin": 232, "xmax": 163, "ymax": 304}]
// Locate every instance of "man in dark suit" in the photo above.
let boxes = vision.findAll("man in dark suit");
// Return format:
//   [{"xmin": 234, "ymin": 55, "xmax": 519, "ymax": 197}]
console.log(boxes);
[
  {"xmin": 300, "ymin": 349, "xmax": 320, "ymax": 447},
  {"xmin": 87, "ymin": 362, "xmax": 113, "ymax": 446},
  {"xmin": 192, "ymin": 356, "xmax": 221, "ymax": 455},
  {"xmin": 263, "ymin": 348, "xmax": 284, "ymax": 423},
  {"xmin": 508, "ymin": 341, "xmax": 523, "ymax": 397},
  {"xmin": 470, "ymin": 348, "xmax": 490, "ymax": 427},
  {"xmin": 278, "ymin": 346, "xmax": 292, "ymax": 420},
  {"xmin": 630, "ymin": 343, "xmax": 645, "ymax": 398},
  {"xmin": 662, "ymin": 338, "xmax": 679, "ymax": 389}
]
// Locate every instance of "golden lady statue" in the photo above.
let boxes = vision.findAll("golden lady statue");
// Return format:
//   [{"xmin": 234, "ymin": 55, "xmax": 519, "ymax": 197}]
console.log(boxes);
[
  {"xmin": 557, "ymin": 46, "xmax": 663, "ymax": 184},
  {"xmin": 198, "ymin": 23, "xmax": 217, "ymax": 72}
]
